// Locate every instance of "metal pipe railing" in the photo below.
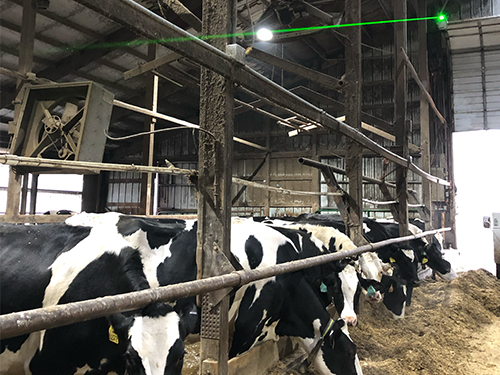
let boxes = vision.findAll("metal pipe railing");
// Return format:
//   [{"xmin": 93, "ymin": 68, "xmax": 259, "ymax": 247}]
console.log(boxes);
[{"xmin": 0, "ymin": 227, "xmax": 450, "ymax": 339}]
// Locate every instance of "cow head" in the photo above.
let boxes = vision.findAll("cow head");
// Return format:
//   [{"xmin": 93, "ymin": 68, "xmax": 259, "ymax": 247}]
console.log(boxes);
[
  {"xmin": 314, "ymin": 319, "xmax": 362, "ymax": 375},
  {"xmin": 419, "ymin": 243, "xmax": 451, "ymax": 275},
  {"xmin": 109, "ymin": 302, "xmax": 196, "ymax": 375},
  {"xmin": 379, "ymin": 272, "xmax": 407, "ymax": 319}
]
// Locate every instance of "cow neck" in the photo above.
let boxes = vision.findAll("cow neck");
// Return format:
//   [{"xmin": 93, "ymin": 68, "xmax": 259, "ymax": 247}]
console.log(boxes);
[{"xmin": 305, "ymin": 318, "xmax": 335, "ymax": 366}]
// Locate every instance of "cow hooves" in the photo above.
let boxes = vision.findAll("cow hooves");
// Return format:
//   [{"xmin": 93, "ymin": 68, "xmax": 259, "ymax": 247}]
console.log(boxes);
[{"xmin": 496, "ymin": 264, "xmax": 500, "ymax": 279}]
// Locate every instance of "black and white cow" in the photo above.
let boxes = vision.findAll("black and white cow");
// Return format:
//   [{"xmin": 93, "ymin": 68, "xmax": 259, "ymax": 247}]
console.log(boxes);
[
  {"xmin": 374, "ymin": 219, "xmax": 456, "ymax": 281},
  {"xmin": 256, "ymin": 221, "xmax": 362, "ymax": 327},
  {"xmin": 228, "ymin": 219, "xmax": 362, "ymax": 374},
  {"xmin": 263, "ymin": 216, "xmax": 408, "ymax": 318},
  {"xmin": 1, "ymin": 213, "xmax": 362, "ymax": 375},
  {"xmin": 0, "ymin": 214, "xmax": 198, "ymax": 375}
]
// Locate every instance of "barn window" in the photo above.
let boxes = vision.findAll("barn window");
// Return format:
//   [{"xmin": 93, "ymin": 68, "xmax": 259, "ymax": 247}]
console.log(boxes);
[{"xmin": 158, "ymin": 162, "xmax": 197, "ymax": 214}]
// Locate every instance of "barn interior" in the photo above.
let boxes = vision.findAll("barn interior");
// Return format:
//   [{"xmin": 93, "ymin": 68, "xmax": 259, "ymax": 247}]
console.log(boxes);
[
  {"xmin": 2, "ymin": 0, "xmax": 486, "ymax": 248},
  {"xmin": 1, "ymin": 0, "xmax": 500, "ymax": 373}
]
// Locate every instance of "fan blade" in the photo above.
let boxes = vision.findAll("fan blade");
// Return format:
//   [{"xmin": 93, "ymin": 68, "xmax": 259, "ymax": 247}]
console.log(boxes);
[
  {"xmin": 29, "ymin": 129, "xmax": 61, "ymax": 157},
  {"xmin": 61, "ymin": 102, "xmax": 78, "ymax": 124},
  {"xmin": 62, "ymin": 107, "xmax": 84, "ymax": 133}
]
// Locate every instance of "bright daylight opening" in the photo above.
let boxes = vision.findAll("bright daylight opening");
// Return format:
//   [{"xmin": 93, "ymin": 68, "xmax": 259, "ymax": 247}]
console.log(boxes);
[{"xmin": 452, "ymin": 129, "xmax": 500, "ymax": 274}]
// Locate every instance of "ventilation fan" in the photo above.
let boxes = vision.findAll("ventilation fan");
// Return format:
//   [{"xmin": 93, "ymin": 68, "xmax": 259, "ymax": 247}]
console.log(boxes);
[{"xmin": 10, "ymin": 81, "xmax": 114, "ymax": 173}]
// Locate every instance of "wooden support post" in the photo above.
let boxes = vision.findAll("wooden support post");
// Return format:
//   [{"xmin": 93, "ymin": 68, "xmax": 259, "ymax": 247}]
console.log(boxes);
[
  {"xmin": 6, "ymin": 0, "xmax": 36, "ymax": 218},
  {"xmin": 264, "ymin": 117, "xmax": 271, "ymax": 216},
  {"xmin": 140, "ymin": 44, "xmax": 159, "ymax": 215},
  {"xmin": 197, "ymin": 1, "xmax": 236, "ymax": 374},
  {"xmin": 20, "ymin": 174, "xmax": 29, "ymax": 214},
  {"xmin": 344, "ymin": 0, "xmax": 365, "ymax": 246},
  {"xmin": 82, "ymin": 174, "xmax": 100, "ymax": 213},
  {"xmin": 311, "ymin": 131, "xmax": 320, "ymax": 213},
  {"xmin": 419, "ymin": 0, "xmax": 432, "ymax": 227},
  {"xmin": 29, "ymin": 174, "xmax": 38, "ymax": 214},
  {"xmin": 394, "ymin": 0, "xmax": 409, "ymax": 236}
]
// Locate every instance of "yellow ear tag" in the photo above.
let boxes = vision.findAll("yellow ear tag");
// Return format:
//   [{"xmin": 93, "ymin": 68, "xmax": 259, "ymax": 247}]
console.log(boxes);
[
  {"xmin": 109, "ymin": 326, "xmax": 119, "ymax": 344},
  {"xmin": 422, "ymin": 257, "xmax": 428, "ymax": 264},
  {"xmin": 389, "ymin": 257, "xmax": 396, "ymax": 263}
]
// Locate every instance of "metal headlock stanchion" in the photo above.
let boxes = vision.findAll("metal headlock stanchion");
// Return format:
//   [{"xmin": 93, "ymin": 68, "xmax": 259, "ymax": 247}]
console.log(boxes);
[{"xmin": 0, "ymin": 227, "xmax": 450, "ymax": 339}]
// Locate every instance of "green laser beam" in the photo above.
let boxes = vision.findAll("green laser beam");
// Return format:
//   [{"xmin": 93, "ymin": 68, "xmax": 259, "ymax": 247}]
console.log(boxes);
[{"xmin": 66, "ymin": 15, "xmax": 447, "ymax": 52}]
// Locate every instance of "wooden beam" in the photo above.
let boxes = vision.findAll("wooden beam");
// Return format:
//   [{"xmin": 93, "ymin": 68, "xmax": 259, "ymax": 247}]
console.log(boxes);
[
  {"xmin": 0, "ymin": 44, "xmax": 53, "ymax": 66},
  {"xmin": 344, "ymin": 0, "xmax": 366, "ymax": 246},
  {"xmin": 162, "ymin": 0, "xmax": 202, "ymax": 32},
  {"xmin": 393, "ymin": 0, "xmax": 409, "ymax": 236},
  {"xmin": 232, "ymin": 177, "xmax": 342, "ymax": 197},
  {"xmin": 197, "ymin": 1, "xmax": 236, "ymax": 374},
  {"xmin": 301, "ymin": 2, "xmax": 342, "ymax": 24},
  {"xmin": 123, "ymin": 53, "xmax": 182, "ymax": 80},
  {"xmin": 39, "ymin": 28, "xmax": 141, "ymax": 82},
  {"xmin": 0, "ymin": 18, "xmax": 127, "ymax": 73},
  {"xmin": 0, "ymin": 155, "xmax": 196, "ymax": 176},
  {"xmin": 418, "ymin": 0, "xmax": 432, "ymax": 225},
  {"xmin": 112, "ymin": 99, "xmax": 268, "ymax": 151},
  {"xmin": 401, "ymin": 48, "xmax": 446, "ymax": 126},
  {"xmin": 7, "ymin": 0, "xmax": 37, "ymax": 218},
  {"xmin": 140, "ymin": 44, "xmax": 159, "ymax": 216},
  {"xmin": 246, "ymin": 47, "xmax": 344, "ymax": 91}
]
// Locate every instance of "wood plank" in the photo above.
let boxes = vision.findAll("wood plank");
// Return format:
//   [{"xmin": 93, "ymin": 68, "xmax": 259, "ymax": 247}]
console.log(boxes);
[
  {"xmin": 203, "ymin": 340, "xmax": 279, "ymax": 375},
  {"xmin": 246, "ymin": 47, "xmax": 343, "ymax": 91},
  {"xmin": 162, "ymin": 0, "xmax": 202, "ymax": 32}
]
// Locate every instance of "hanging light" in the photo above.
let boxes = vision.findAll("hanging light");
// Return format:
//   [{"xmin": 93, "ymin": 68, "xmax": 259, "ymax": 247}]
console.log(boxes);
[{"xmin": 256, "ymin": 28, "xmax": 274, "ymax": 41}]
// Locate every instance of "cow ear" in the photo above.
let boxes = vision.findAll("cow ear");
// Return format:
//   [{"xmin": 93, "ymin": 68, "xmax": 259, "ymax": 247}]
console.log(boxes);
[{"xmin": 108, "ymin": 313, "xmax": 134, "ymax": 340}]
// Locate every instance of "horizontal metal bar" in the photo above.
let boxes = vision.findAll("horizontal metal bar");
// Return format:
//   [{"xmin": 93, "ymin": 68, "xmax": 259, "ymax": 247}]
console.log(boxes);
[
  {"xmin": 0, "ymin": 155, "xmax": 197, "ymax": 176},
  {"xmin": 232, "ymin": 177, "xmax": 342, "ymax": 196},
  {"xmin": 0, "ymin": 227, "xmax": 451, "ymax": 339}
]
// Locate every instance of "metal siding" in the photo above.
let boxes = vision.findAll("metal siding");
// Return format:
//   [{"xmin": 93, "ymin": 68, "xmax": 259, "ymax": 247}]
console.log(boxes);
[
  {"xmin": 452, "ymin": 51, "xmax": 486, "ymax": 131},
  {"xmin": 485, "ymin": 50, "xmax": 500, "ymax": 122},
  {"xmin": 450, "ymin": 16, "xmax": 500, "ymax": 131}
]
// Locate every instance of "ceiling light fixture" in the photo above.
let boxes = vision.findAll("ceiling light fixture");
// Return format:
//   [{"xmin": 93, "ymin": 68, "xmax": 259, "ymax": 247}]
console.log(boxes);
[{"xmin": 256, "ymin": 28, "xmax": 274, "ymax": 41}]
